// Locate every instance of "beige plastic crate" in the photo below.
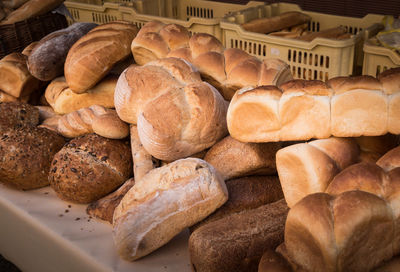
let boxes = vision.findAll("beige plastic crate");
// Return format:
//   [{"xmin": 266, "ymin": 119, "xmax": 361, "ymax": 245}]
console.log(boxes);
[
  {"xmin": 363, "ymin": 38, "xmax": 400, "ymax": 76},
  {"xmin": 64, "ymin": 0, "xmax": 263, "ymax": 41},
  {"xmin": 220, "ymin": 3, "xmax": 384, "ymax": 80}
]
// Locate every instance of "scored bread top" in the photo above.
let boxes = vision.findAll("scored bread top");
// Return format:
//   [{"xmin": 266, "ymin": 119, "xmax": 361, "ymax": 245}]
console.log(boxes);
[
  {"xmin": 378, "ymin": 67, "xmax": 400, "ymax": 95},
  {"xmin": 327, "ymin": 75, "xmax": 383, "ymax": 94},
  {"xmin": 279, "ymin": 79, "xmax": 332, "ymax": 96}
]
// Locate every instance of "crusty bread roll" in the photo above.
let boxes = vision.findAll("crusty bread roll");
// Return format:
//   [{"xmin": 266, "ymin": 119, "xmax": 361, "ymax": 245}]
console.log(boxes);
[
  {"xmin": 328, "ymin": 75, "xmax": 387, "ymax": 137},
  {"xmin": 45, "ymin": 75, "xmax": 117, "ymax": 114},
  {"xmin": 21, "ymin": 41, "xmax": 39, "ymax": 56},
  {"xmin": 276, "ymin": 137, "xmax": 360, "ymax": 208},
  {"xmin": 113, "ymin": 158, "xmax": 228, "ymax": 261},
  {"xmin": 49, "ymin": 134, "xmax": 132, "ymax": 204},
  {"xmin": 378, "ymin": 67, "xmax": 400, "ymax": 134},
  {"xmin": 189, "ymin": 199, "xmax": 289, "ymax": 272},
  {"xmin": 228, "ymin": 69, "xmax": 400, "ymax": 142},
  {"xmin": 39, "ymin": 105, "xmax": 129, "ymax": 139},
  {"xmin": 115, "ymin": 57, "xmax": 228, "ymax": 161},
  {"xmin": 377, "ymin": 145, "xmax": 400, "ymax": 171},
  {"xmin": 0, "ymin": 0, "xmax": 64, "ymax": 25},
  {"xmin": 86, "ymin": 177, "xmax": 135, "ymax": 224},
  {"xmin": 204, "ymin": 135, "xmax": 282, "ymax": 180},
  {"xmin": 0, "ymin": 53, "xmax": 41, "ymax": 99},
  {"xmin": 131, "ymin": 21, "xmax": 293, "ymax": 100},
  {"xmin": 284, "ymin": 191, "xmax": 394, "ymax": 272},
  {"xmin": 0, "ymin": 126, "xmax": 65, "ymax": 190},
  {"xmin": 190, "ymin": 175, "xmax": 284, "ymax": 232},
  {"xmin": 241, "ymin": 11, "xmax": 311, "ymax": 34},
  {"xmin": 64, "ymin": 21, "xmax": 138, "ymax": 93},
  {"xmin": 28, "ymin": 22, "xmax": 97, "ymax": 81},
  {"xmin": 131, "ymin": 21, "xmax": 190, "ymax": 65},
  {"xmin": 258, "ymin": 249, "xmax": 292, "ymax": 272}
]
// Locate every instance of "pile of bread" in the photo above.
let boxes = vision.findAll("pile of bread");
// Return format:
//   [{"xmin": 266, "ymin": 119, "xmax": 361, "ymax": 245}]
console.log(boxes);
[
  {"xmin": 1, "ymin": 18, "xmax": 400, "ymax": 272},
  {"xmin": 0, "ymin": 0, "xmax": 65, "ymax": 25},
  {"xmin": 241, "ymin": 11, "xmax": 351, "ymax": 41}
]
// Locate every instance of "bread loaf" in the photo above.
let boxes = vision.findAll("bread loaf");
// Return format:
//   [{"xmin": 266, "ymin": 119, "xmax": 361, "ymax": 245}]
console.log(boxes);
[
  {"xmin": 241, "ymin": 11, "xmax": 311, "ymax": 34},
  {"xmin": 378, "ymin": 67, "xmax": 400, "ymax": 134},
  {"xmin": 65, "ymin": 21, "xmax": 138, "ymax": 93},
  {"xmin": 112, "ymin": 158, "xmax": 228, "ymax": 261},
  {"xmin": 45, "ymin": 75, "xmax": 117, "ymax": 114},
  {"xmin": 86, "ymin": 177, "xmax": 135, "ymax": 224},
  {"xmin": 115, "ymin": 57, "xmax": 228, "ymax": 161},
  {"xmin": 228, "ymin": 70, "xmax": 400, "ymax": 142},
  {"xmin": 377, "ymin": 145, "xmax": 400, "ymax": 171},
  {"xmin": 189, "ymin": 199, "xmax": 289, "ymax": 272},
  {"xmin": 28, "ymin": 22, "xmax": 97, "ymax": 81},
  {"xmin": 0, "ymin": 126, "xmax": 65, "ymax": 190},
  {"xmin": 356, "ymin": 134, "xmax": 399, "ymax": 163},
  {"xmin": 0, "ymin": 53, "xmax": 41, "ymax": 99},
  {"xmin": 276, "ymin": 137, "xmax": 360, "ymax": 207},
  {"xmin": 49, "ymin": 134, "xmax": 132, "ymax": 204},
  {"xmin": 204, "ymin": 136, "xmax": 282, "ymax": 180},
  {"xmin": 131, "ymin": 21, "xmax": 293, "ymax": 100},
  {"xmin": 190, "ymin": 175, "xmax": 284, "ymax": 232},
  {"xmin": 39, "ymin": 105, "xmax": 129, "ymax": 139},
  {"xmin": 0, "ymin": 0, "xmax": 64, "ymax": 25},
  {"xmin": 2, "ymin": 0, "xmax": 30, "ymax": 9},
  {"xmin": 0, "ymin": 101, "xmax": 39, "ymax": 130},
  {"xmin": 284, "ymin": 191, "xmax": 394, "ymax": 272}
]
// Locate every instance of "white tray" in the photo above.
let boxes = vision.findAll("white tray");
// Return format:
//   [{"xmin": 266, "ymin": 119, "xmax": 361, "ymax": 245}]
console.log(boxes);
[{"xmin": 0, "ymin": 183, "xmax": 192, "ymax": 272}]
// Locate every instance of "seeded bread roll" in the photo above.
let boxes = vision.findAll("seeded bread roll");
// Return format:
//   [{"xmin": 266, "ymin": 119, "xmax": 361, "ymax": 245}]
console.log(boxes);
[
  {"xmin": 49, "ymin": 134, "xmax": 132, "ymax": 204},
  {"xmin": 64, "ymin": 21, "xmax": 138, "ymax": 93},
  {"xmin": 0, "ymin": 126, "xmax": 65, "ymax": 190}
]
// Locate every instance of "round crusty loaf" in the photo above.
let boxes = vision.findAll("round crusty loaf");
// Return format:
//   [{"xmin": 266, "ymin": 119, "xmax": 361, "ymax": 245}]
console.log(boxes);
[
  {"xmin": 64, "ymin": 21, "xmax": 138, "ymax": 93},
  {"xmin": 49, "ymin": 133, "xmax": 132, "ymax": 204},
  {"xmin": 28, "ymin": 22, "xmax": 97, "ymax": 81},
  {"xmin": 0, "ymin": 101, "xmax": 40, "ymax": 130},
  {"xmin": 0, "ymin": 126, "xmax": 66, "ymax": 190}
]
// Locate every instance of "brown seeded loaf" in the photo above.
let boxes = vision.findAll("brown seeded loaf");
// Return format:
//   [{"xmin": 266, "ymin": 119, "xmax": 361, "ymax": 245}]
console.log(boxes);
[
  {"xmin": 49, "ymin": 134, "xmax": 132, "ymax": 204},
  {"xmin": 28, "ymin": 22, "xmax": 97, "ymax": 81},
  {"xmin": 112, "ymin": 158, "xmax": 228, "ymax": 261},
  {"xmin": 189, "ymin": 199, "xmax": 289, "ymax": 272},
  {"xmin": 0, "ymin": 101, "xmax": 40, "ymax": 130},
  {"xmin": 64, "ymin": 21, "xmax": 138, "ymax": 93}
]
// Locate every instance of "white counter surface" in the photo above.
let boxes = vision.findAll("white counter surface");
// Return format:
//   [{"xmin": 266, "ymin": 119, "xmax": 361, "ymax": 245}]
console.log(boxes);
[{"xmin": 0, "ymin": 183, "xmax": 192, "ymax": 272}]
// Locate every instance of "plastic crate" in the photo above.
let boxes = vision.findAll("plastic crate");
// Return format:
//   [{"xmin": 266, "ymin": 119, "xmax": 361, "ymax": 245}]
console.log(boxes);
[
  {"xmin": 363, "ymin": 38, "xmax": 400, "ymax": 77},
  {"xmin": 64, "ymin": 0, "xmax": 263, "ymax": 41},
  {"xmin": 220, "ymin": 3, "xmax": 384, "ymax": 80}
]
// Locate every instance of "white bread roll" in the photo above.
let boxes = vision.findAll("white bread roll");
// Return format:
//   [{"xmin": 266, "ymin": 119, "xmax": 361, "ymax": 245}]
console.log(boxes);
[
  {"xmin": 285, "ymin": 191, "xmax": 394, "ymax": 272},
  {"xmin": 64, "ymin": 21, "xmax": 138, "ymax": 93},
  {"xmin": 378, "ymin": 67, "xmax": 400, "ymax": 134},
  {"xmin": 276, "ymin": 137, "xmax": 360, "ymax": 208},
  {"xmin": 112, "ymin": 158, "xmax": 228, "ymax": 261},
  {"xmin": 45, "ymin": 75, "xmax": 117, "ymax": 114},
  {"xmin": 0, "ymin": 53, "xmax": 41, "ymax": 98},
  {"xmin": 328, "ymin": 75, "xmax": 387, "ymax": 137}
]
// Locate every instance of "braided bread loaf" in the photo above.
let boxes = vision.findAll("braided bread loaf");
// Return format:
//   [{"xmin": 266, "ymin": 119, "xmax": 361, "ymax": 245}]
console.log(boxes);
[
  {"xmin": 131, "ymin": 21, "xmax": 292, "ymax": 100},
  {"xmin": 39, "ymin": 105, "xmax": 129, "ymax": 139},
  {"xmin": 228, "ymin": 70, "xmax": 400, "ymax": 142},
  {"xmin": 64, "ymin": 21, "xmax": 138, "ymax": 93},
  {"xmin": 115, "ymin": 57, "xmax": 228, "ymax": 161}
]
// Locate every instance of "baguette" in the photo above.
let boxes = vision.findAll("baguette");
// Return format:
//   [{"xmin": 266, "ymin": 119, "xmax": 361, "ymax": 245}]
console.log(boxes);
[
  {"xmin": 0, "ymin": 0, "xmax": 64, "ymax": 25},
  {"xmin": 297, "ymin": 26, "xmax": 348, "ymax": 41},
  {"xmin": 227, "ymin": 71, "xmax": 400, "ymax": 142},
  {"xmin": 241, "ymin": 12, "xmax": 311, "ymax": 34}
]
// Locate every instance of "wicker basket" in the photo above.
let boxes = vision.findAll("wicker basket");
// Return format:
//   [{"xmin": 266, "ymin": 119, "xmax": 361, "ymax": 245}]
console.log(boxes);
[{"xmin": 0, "ymin": 12, "xmax": 68, "ymax": 58}]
